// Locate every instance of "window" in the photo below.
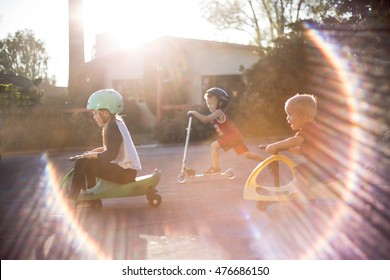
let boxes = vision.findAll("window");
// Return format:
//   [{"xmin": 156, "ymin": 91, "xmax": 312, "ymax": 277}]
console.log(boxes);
[
  {"xmin": 112, "ymin": 79, "xmax": 144, "ymax": 100},
  {"xmin": 201, "ymin": 75, "xmax": 244, "ymax": 99}
]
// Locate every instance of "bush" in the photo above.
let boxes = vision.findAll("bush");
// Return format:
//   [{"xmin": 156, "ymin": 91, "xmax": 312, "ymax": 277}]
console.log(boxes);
[
  {"xmin": 1, "ymin": 107, "xmax": 101, "ymax": 152},
  {"xmin": 121, "ymin": 99, "xmax": 142, "ymax": 133},
  {"xmin": 155, "ymin": 108, "xmax": 214, "ymax": 143}
]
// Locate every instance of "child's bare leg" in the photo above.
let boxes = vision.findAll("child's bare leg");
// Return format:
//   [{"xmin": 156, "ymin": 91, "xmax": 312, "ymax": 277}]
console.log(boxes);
[
  {"xmin": 211, "ymin": 141, "xmax": 221, "ymax": 169},
  {"xmin": 243, "ymin": 151, "xmax": 264, "ymax": 162}
]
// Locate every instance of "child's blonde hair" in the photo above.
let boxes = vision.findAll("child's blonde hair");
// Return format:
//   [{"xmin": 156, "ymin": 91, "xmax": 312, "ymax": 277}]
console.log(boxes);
[{"xmin": 285, "ymin": 93, "xmax": 317, "ymax": 119}]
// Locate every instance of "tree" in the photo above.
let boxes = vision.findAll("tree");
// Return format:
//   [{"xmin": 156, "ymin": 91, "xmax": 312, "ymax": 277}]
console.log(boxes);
[
  {"xmin": 312, "ymin": 0, "xmax": 390, "ymax": 62},
  {"xmin": 233, "ymin": 26, "xmax": 308, "ymax": 137},
  {"xmin": 0, "ymin": 29, "xmax": 49, "ymax": 81},
  {"xmin": 200, "ymin": 0, "xmax": 343, "ymax": 48},
  {"xmin": 326, "ymin": 0, "xmax": 390, "ymax": 21}
]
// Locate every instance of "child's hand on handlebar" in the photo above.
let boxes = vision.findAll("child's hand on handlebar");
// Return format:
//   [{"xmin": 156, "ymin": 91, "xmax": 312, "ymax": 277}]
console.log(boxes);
[
  {"xmin": 265, "ymin": 144, "xmax": 278, "ymax": 154},
  {"xmin": 259, "ymin": 144, "xmax": 279, "ymax": 154},
  {"xmin": 69, "ymin": 155, "xmax": 83, "ymax": 161},
  {"xmin": 187, "ymin": 111, "xmax": 195, "ymax": 117},
  {"xmin": 258, "ymin": 144, "xmax": 276, "ymax": 174}
]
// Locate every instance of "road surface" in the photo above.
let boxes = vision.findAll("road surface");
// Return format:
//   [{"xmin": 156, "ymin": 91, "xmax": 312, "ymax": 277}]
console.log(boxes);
[{"xmin": 0, "ymin": 141, "xmax": 389, "ymax": 259}]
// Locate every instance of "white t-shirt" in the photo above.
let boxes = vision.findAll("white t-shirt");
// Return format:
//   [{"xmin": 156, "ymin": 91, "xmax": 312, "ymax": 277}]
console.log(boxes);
[{"xmin": 110, "ymin": 119, "xmax": 142, "ymax": 170}]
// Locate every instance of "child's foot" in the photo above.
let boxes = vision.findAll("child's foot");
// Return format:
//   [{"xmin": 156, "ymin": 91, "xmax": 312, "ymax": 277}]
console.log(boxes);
[{"xmin": 203, "ymin": 167, "xmax": 221, "ymax": 175}]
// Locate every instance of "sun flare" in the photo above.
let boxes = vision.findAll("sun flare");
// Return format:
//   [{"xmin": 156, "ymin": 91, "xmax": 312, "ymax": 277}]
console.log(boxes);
[{"xmin": 83, "ymin": 0, "xmax": 199, "ymax": 53}]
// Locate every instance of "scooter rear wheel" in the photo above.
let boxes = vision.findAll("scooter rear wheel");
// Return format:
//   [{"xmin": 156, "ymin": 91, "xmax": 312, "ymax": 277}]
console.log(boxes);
[{"xmin": 226, "ymin": 168, "xmax": 235, "ymax": 179}]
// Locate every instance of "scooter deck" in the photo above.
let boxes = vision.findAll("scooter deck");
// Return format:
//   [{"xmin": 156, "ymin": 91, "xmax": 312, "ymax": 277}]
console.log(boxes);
[
  {"xmin": 191, "ymin": 169, "xmax": 234, "ymax": 177},
  {"xmin": 177, "ymin": 168, "xmax": 235, "ymax": 183}
]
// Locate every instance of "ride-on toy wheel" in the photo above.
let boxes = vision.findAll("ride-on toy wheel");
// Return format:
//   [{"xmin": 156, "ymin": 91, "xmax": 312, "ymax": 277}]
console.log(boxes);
[
  {"xmin": 76, "ymin": 199, "xmax": 102, "ymax": 208},
  {"xmin": 256, "ymin": 201, "xmax": 271, "ymax": 212},
  {"xmin": 146, "ymin": 187, "xmax": 162, "ymax": 208}
]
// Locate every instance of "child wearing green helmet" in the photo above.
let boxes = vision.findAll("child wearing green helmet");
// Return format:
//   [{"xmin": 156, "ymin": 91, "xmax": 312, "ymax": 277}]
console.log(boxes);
[
  {"xmin": 66, "ymin": 89, "xmax": 141, "ymax": 205},
  {"xmin": 188, "ymin": 87, "xmax": 264, "ymax": 175}
]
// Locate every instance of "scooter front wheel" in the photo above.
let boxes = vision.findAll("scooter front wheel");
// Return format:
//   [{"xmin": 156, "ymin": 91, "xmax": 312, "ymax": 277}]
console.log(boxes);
[{"xmin": 177, "ymin": 174, "xmax": 186, "ymax": 183}]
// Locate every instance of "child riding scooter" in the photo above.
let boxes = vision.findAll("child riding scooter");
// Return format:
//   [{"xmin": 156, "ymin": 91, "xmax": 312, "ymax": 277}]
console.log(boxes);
[{"xmin": 187, "ymin": 87, "xmax": 264, "ymax": 175}]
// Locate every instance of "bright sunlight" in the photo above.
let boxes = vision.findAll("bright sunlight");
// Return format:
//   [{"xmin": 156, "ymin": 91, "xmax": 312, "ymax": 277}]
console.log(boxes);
[{"xmin": 83, "ymin": 0, "xmax": 209, "ymax": 57}]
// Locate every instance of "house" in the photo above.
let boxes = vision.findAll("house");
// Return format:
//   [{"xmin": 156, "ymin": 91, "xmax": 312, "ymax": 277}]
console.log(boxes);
[{"xmin": 84, "ymin": 36, "xmax": 260, "ymax": 127}]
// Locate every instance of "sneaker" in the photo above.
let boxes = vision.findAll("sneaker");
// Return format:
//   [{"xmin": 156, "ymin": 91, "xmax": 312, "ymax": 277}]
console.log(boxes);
[{"xmin": 203, "ymin": 167, "xmax": 221, "ymax": 175}]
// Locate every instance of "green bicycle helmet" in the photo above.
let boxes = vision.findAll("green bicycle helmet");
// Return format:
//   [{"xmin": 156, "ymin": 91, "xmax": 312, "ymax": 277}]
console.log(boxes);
[
  {"xmin": 87, "ymin": 89, "xmax": 124, "ymax": 114},
  {"xmin": 205, "ymin": 87, "xmax": 230, "ymax": 109}
]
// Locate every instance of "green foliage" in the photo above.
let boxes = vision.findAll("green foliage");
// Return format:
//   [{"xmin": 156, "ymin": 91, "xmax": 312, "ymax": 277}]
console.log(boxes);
[
  {"xmin": 0, "ymin": 83, "xmax": 43, "ymax": 113},
  {"xmin": 121, "ymin": 99, "xmax": 142, "ymax": 132},
  {"xmin": 0, "ymin": 29, "xmax": 49, "ymax": 80},
  {"xmin": 324, "ymin": 0, "xmax": 390, "ymax": 21},
  {"xmin": 1, "ymin": 107, "xmax": 101, "ymax": 152},
  {"xmin": 235, "ymin": 28, "xmax": 308, "ymax": 137},
  {"xmin": 155, "ymin": 108, "xmax": 214, "ymax": 143},
  {"xmin": 200, "ymin": 0, "xmax": 329, "ymax": 48}
]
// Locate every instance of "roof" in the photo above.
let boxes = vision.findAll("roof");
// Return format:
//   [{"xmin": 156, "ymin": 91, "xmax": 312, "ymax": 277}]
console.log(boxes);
[{"xmin": 87, "ymin": 36, "xmax": 260, "ymax": 65}]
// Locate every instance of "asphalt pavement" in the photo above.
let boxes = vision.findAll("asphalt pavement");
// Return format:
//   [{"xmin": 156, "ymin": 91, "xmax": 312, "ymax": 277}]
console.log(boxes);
[{"xmin": 0, "ymin": 141, "xmax": 389, "ymax": 259}]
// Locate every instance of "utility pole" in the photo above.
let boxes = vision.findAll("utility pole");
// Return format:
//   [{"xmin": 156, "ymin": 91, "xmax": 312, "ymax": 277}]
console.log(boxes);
[{"xmin": 68, "ymin": 0, "xmax": 86, "ymax": 105}]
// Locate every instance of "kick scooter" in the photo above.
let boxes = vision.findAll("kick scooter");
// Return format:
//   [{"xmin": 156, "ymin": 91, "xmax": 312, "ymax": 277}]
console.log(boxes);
[
  {"xmin": 243, "ymin": 145, "xmax": 347, "ymax": 211},
  {"xmin": 61, "ymin": 156, "xmax": 162, "ymax": 208},
  {"xmin": 177, "ymin": 117, "xmax": 235, "ymax": 183}
]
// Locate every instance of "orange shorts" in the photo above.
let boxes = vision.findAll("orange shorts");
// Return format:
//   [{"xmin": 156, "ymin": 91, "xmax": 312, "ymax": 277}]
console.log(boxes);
[{"xmin": 218, "ymin": 136, "xmax": 249, "ymax": 155}]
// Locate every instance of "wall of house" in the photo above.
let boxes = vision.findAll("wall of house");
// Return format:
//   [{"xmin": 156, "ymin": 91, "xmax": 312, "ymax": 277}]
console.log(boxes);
[
  {"xmin": 104, "ymin": 50, "xmax": 145, "ymax": 84},
  {"xmin": 86, "ymin": 37, "xmax": 260, "ymax": 127},
  {"xmin": 186, "ymin": 45, "xmax": 259, "ymax": 105}
]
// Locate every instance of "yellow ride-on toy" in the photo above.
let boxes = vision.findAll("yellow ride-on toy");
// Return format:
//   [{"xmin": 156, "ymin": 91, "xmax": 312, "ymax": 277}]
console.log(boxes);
[{"xmin": 243, "ymin": 145, "xmax": 347, "ymax": 211}]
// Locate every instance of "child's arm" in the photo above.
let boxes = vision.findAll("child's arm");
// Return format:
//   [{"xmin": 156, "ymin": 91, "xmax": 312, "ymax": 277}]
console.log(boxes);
[
  {"xmin": 90, "ymin": 147, "xmax": 105, "ymax": 152},
  {"xmin": 266, "ymin": 135, "xmax": 304, "ymax": 154},
  {"xmin": 288, "ymin": 146, "xmax": 301, "ymax": 154},
  {"xmin": 188, "ymin": 110, "xmax": 223, "ymax": 124},
  {"xmin": 81, "ymin": 146, "xmax": 105, "ymax": 159}
]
